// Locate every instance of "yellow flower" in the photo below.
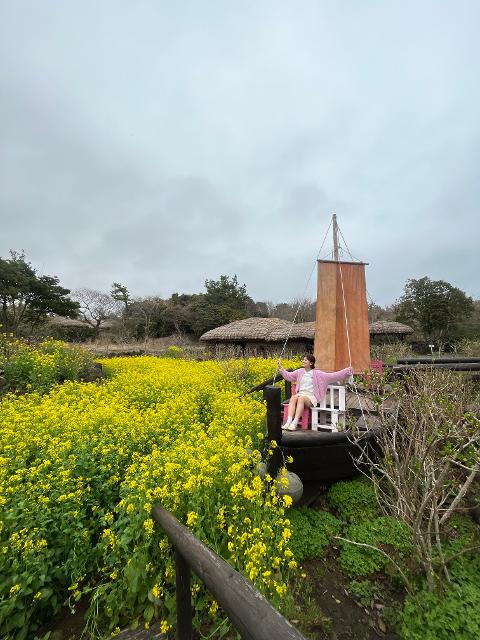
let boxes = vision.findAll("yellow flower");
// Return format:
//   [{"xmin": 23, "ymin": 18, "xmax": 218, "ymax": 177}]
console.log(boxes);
[
  {"xmin": 186, "ymin": 511, "xmax": 198, "ymax": 527},
  {"xmin": 160, "ymin": 620, "xmax": 172, "ymax": 633}
]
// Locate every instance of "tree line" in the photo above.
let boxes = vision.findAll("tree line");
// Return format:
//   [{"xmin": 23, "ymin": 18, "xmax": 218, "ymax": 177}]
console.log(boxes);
[{"xmin": 0, "ymin": 251, "xmax": 478, "ymax": 344}]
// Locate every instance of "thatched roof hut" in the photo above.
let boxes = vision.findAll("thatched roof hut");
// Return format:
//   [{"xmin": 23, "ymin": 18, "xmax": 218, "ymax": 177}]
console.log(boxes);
[
  {"xmin": 201, "ymin": 317, "xmax": 415, "ymax": 355},
  {"xmin": 200, "ymin": 318, "xmax": 314, "ymax": 356},
  {"xmin": 369, "ymin": 321, "xmax": 413, "ymax": 336},
  {"xmin": 369, "ymin": 320, "xmax": 413, "ymax": 343}
]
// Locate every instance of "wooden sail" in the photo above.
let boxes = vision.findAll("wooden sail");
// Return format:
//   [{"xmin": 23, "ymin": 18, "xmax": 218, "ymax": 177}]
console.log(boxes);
[{"xmin": 314, "ymin": 259, "xmax": 371, "ymax": 373}]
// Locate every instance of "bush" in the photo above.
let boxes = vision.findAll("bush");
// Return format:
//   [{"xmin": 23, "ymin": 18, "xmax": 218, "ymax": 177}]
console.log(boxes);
[
  {"xmin": 327, "ymin": 477, "xmax": 379, "ymax": 523},
  {"xmin": 455, "ymin": 338, "xmax": 480, "ymax": 357},
  {"xmin": 165, "ymin": 345, "xmax": 183, "ymax": 358},
  {"xmin": 0, "ymin": 335, "xmax": 97, "ymax": 394},
  {"xmin": 338, "ymin": 516, "xmax": 412, "ymax": 577},
  {"xmin": 400, "ymin": 520, "xmax": 480, "ymax": 639},
  {"xmin": 400, "ymin": 584, "xmax": 480, "ymax": 640},
  {"xmin": 288, "ymin": 507, "xmax": 342, "ymax": 562},
  {"xmin": 370, "ymin": 341, "xmax": 415, "ymax": 364}
]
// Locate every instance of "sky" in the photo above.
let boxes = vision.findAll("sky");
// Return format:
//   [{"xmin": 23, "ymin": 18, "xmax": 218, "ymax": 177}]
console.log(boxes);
[{"xmin": 1, "ymin": 0, "xmax": 479, "ymax": 306}]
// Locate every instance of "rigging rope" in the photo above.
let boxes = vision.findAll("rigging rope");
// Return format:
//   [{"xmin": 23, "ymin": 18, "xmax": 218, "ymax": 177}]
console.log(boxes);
[
  {"xmin": 273, "ymin": 216, "xmax": 368, "ymax": 429},
  {"xmin": 272, "ymin": 217, "xmax": 333, "ymax": 381},
  {"xmin": 337, "ymin": 229, "xmax": 367, "ymax": 425}
]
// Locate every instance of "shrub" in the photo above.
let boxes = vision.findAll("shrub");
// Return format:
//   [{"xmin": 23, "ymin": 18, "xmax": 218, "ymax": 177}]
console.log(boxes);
[
  {"xmin": 370, "ymin": 341, "xmax": 415, "ymax": 364},
  {"xmin": 165, "ymin": 345, "xmax": 183, "ymax": 358},
  {"xmin": 0, "ymin": 334, "xmax": 97, "ymax": 394},
  {"xmin": 348, "ymin": 579, "xmax": 386, "ymax": 607},
  {"xmin": 400, "ymin": 584, "xmax": 480, "ymax": 640},
  {"xmin": 327, "ymin": 477, "xmax": 379, "ymax": 523},
  {"xmin": 288, "ymin": 507, "xmax": 342, "ymax": 561},
  {"xmin": 400, "ymin": 521, "xmax": 480, "ymax": 639},
  {"xmin": 456, "ymin": 338, "xmax": 480, "ymax": 357},
  {"xmin": 338, "ymin": 516, "xmax": 412, "ymax": 577}
]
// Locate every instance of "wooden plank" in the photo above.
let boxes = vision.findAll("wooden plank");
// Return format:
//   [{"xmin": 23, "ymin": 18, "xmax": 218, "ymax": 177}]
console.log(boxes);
[
  {"xmin": 393, "ymin": 363, "xmax": 480, "ymax": 372},
  {"xmin": 397, "ymin": 357, "xmax": 480, "ymax": 364}
]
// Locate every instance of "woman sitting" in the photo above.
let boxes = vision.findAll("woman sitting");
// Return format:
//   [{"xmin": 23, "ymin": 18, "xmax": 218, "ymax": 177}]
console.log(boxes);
[{"xmin": 277, "ymin": 355, "xmax": 353, "ymax": 430}]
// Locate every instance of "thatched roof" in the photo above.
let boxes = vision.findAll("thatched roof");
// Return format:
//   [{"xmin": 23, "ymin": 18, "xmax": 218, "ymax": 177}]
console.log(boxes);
[
  {"xmin": 267, "ymin": 321, "xmax": 315, "ymax": 341},
  {"xmin": 369, "ymin": 321, "xmax": 413, "ymax": 335},
  {"xmin": 201, "ymin": 317, "xmax": 415, "ymax": 343},
  {"xmin": 200, "ymin": 318, "xmax": 293, "ymax": 342},
  {"xmin": 48, "ymin": 315, "xmax": 91, "ymax": 328},
  {"xmin": 200, "ymin": 318, "xmax": 315, "ymax": 343}
]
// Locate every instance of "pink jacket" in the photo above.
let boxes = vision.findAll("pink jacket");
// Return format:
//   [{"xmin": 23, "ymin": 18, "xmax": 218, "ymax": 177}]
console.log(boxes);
[{"xmin": 279, "ymin": 366, "xmax": 353, "ymax": 404}]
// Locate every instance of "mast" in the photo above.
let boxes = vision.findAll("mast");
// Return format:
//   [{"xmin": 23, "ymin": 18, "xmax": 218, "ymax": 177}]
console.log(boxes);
[{"xmin": 332, "ymin": 214, "xmax": 339, "ymax": 261}]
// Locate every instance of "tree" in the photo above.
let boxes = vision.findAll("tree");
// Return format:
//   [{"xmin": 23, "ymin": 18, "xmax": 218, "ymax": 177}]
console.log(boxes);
[
  {"xmin": 110, "ymin": 282, "xmax": 132, "ymax": 314},
  {"xmin": 0, "ymin": 251, "xmax": 79, "ymax": 335},
  {"xmin": 395, "ymin": 277, "xmax": 474, "ymax": 343},
  {"xmin": 73, "ymin": 288, "xmax": 120, "ymax": 329},
  {"xmin": 190, "ymin": 275, "xmax": 253, "ymax": 336}
]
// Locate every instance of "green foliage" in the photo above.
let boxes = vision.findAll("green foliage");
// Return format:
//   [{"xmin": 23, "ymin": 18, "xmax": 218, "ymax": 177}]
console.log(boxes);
[
  {"xmin": 456, "ymin": 337, "xmax": 480, "ymax": 356},
  {"xmin": 190, "ymin": 275, "xmax": 253, "ymax": 337},
  {"xmin": 327, "ymin": 477, "xmax": 379, "ymax": 523},
  {"xmin": 370, "ymin": 340, "xmax": 415, "ymax": 364},
  {"xmin": 0, "ymin": 334, "xmax": 97, "ymax": 394},
  {"xmin": 0, "ymin": 251, "xmax": 79, "ymax": 336},
  {"xmin": 110, "ymin": 282, "xmax": 131, "ymax": 312},
  {"xmin": 400, "ymin": 584, "xmax": 480, "ymax": 640},
  {"xmin": 165, "ymin": 345, "xmax": 183, "ymax": 358},
  {"xmin": 395, "ymin": 276, "xmax": 474, "ymax": 343},
  {"xmin": 288, "ymin": 507, "xmax": 342, "ymax": 562},
  {"xmin": 348, "ymin": 579, "xmax": 385, "ymax": 607},
  {"xmin": 400, "ymin": 516, "xmax": 480, "ymax": 639},
  {"xmin": 338, "ymin": 516, "xmax": 412, "ymax": 577}
]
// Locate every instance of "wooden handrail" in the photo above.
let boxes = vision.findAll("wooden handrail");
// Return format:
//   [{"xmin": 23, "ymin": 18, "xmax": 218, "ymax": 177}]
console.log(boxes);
[
  {"xmin": 152, "ymin": 505, "xmax": 306, "ymax": 640},
  {"xmin": 246, "ymin": 368, "xmax": 294, "ymax": 394}
]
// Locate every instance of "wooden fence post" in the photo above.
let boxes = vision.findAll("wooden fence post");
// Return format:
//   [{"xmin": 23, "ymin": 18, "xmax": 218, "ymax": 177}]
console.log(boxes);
[
  {"xmin": 263, "ymin": 385, "xmax": 283, "ymax": 478},
  {"xmin": 175, "ymin": 550, "xmax": 192, "ymax": 640}
]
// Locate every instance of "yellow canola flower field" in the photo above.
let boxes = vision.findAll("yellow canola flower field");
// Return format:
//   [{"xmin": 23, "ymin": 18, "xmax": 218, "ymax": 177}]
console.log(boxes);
[{"xmin": 0, "ymin": 355, "xmax": 300, "ymax": 638}]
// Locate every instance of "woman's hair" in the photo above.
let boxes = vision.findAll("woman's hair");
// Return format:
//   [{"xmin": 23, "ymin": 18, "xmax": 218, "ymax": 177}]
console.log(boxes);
[{"xmin": 304, "ymin": 354, "xmax": 316, "ymax": 368}]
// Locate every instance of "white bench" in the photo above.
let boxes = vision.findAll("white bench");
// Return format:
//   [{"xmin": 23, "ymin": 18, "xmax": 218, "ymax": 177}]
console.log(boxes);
[{"xmin": 310, "ymin": 385, "xmax": 346, "ymax": 432}]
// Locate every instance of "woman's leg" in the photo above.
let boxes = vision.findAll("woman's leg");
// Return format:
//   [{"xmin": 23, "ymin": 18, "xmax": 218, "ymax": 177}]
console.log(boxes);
[
  {"xmin": 294, "ymin": 396, "xmax": 313, "ymax": 420},
  {"xmin": 288, "ymin": 396, "xmax": 314, "ymax": 429},
  {"xmin": 287, "ymin": 395, "xmax": 298, "ymax": 419}
]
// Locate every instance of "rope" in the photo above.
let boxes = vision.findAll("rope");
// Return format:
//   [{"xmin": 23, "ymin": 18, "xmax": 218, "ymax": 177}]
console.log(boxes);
[
  {"xmin": 338, "ymin": 247, "xmax": 367, "ymax": 426},
  {"xmin": 337, "ymin": 225, "xmax": 362, "ymax": 263},
  {"xmin": 272, "ymin": 217, "xmax": 333, "ymax": 381}
]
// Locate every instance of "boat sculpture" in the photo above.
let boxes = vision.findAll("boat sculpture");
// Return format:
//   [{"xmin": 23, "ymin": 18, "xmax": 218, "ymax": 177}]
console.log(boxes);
[{"xmin": 259, "ymin": 215, "xmax": 382, "ymax": 485}]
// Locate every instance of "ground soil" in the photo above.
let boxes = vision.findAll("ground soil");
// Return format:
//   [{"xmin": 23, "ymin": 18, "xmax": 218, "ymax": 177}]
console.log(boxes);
[{"xmin": 297, "ymin": 556, "xmax": 400, "ymax": 640}]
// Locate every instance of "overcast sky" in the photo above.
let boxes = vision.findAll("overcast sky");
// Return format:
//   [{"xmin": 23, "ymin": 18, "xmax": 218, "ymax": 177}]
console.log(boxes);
[{"xmin": 1, "ymin": 1, "xmax": 479, "ymax": 306}]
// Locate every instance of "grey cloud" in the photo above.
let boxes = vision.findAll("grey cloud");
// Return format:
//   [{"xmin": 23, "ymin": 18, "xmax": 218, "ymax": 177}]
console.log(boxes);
[{"xmin": 1, "ymin": 1, "xmax": 480, "ymax": 306}]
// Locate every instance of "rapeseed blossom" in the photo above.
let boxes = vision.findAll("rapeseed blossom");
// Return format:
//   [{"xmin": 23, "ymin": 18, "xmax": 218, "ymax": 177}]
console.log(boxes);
[{"xmin": 0, "ymin": 354, "xmax": 300, "ymax": 638}]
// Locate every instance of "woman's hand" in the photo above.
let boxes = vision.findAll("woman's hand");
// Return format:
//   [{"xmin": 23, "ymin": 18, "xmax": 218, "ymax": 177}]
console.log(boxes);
[{"xmin": 277, "ymin": 359, "xmax": 283, "ymax": 369}]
